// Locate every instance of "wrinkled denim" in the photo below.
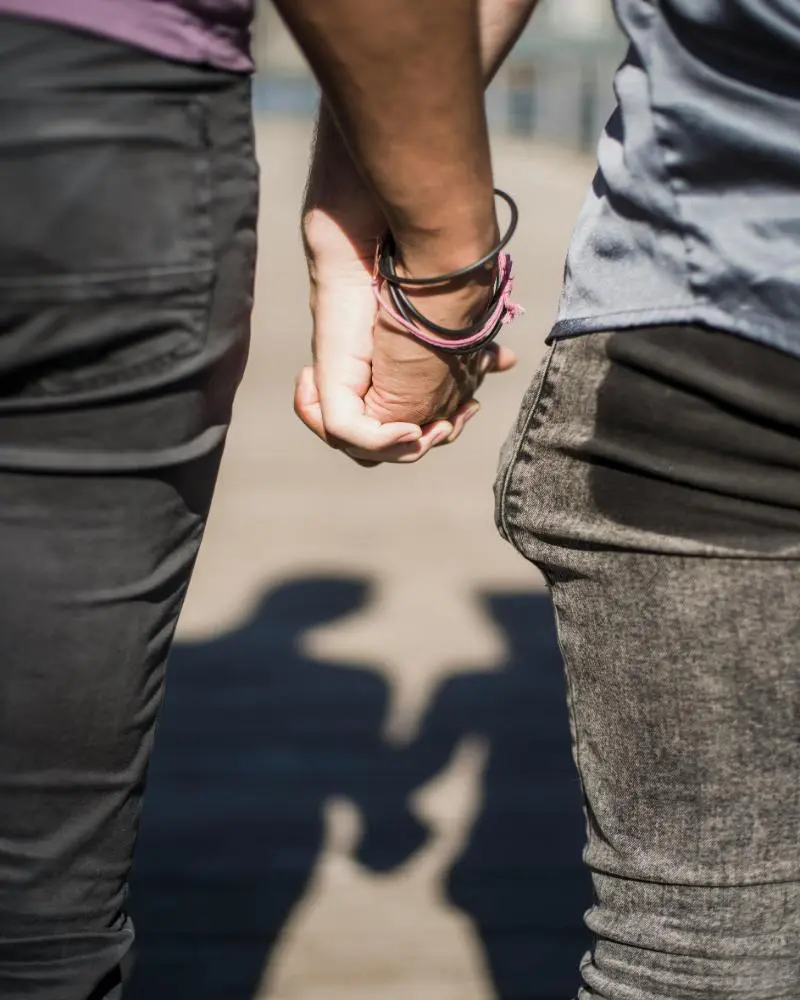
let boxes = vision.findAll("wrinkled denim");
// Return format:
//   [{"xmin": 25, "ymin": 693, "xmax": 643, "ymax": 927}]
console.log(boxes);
[
  {"xmin": 496, "ymin": 327, "xmax": 800, "ymax": 999},
  {"xmin": 0, "ymin": 16, "xmax": 257, "ymax": 998}
]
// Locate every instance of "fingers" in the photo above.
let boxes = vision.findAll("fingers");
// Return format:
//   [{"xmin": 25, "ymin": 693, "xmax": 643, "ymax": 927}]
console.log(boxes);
[
  {"xmin": 296, "ymin": 365, "xmax": 487, "ymax": 466},
  {"xmin": 320, "ymin": 386, "xmax": 422, "ymax": 452},
  {"xmin": 295, "ymin": 364, "xmax": 420, "ymax": 447},
  {"xmin": 342, "ymin": 399, "xmax": 482, "ymax": 462},
  {"xmin": 296, "ymin": 366, "xmax": 444, "ymax": 464},
  {"xmin": 312, "ymin": 351, "xmax": 422, "ymax": 452},
  {"xmin": 444, "ymin": 399, "xmax": 481, "ymax": 444},
  {"xmin": 294, "ymin": 365, "xmax": 329, "ymax": 443},
  {"xmin": 307, "ymin": 275, "xmax": 422, "ymax": 452},
  {"xmin": 479, "ymin": 343, "xmax": 518, "ymax": 377},
  {"xmin": 343, "ymin": 419, "xmax": 455, "ymax": 465},
  {"xmin": 296, "ymin": 366, "xmax": 468, "ymax": 465},
  {"xmin": 295, "ymin": 336, "xmax": 513, "ymax": 466}
]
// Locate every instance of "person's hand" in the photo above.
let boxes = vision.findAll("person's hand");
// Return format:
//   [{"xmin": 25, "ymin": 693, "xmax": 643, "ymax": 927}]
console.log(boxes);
[
  {"xmin": 296, "ymin": 209, "xmax": 516, "ymax": 465},
  {"xmin": 296, "ymin": 202, "xmax": 451, "ymax": 465},
  {"xmin": 294, "ymin": 112, "xmax": 516, "ymax": 466},
  {"xmin": 362, "ymin": 252, "xmax": 518, "ymax": 425}
]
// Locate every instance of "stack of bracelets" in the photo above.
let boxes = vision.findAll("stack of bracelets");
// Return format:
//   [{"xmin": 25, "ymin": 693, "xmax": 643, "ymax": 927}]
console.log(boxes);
[{"xmin": 372, "ymin": 188, "xmax": 523, "ymax": 355}]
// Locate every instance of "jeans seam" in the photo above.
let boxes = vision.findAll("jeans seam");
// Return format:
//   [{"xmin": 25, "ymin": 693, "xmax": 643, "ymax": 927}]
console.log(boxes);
[
  {"xmin": 498, "ymin": 341, "xmax": 560, "ymax": 546},
  {"xmin": 542, "ymin": 568, "xmax": 593, "ymax": 880}
]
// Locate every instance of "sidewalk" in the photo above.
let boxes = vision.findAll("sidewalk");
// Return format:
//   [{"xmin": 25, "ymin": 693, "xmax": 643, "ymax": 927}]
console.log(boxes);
[{"xmin": 130, "ymin": 118, "xmax": 597, "ymax": 1000}]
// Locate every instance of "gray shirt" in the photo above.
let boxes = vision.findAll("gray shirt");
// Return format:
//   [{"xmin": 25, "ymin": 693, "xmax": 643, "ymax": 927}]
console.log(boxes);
[{"xmin": 554, "ymin": 0, "xmax": 800, "ymax": 358}]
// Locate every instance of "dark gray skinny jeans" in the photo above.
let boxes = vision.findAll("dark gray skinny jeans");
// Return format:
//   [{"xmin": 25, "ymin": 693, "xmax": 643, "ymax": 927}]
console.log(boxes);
[
  {"xmin": 496, "ymin": 326, "xmax": 800, "ymax": 998},
  {"xmin": 0, "ymin": 15, "xmax": 258, "ymax": 999}
]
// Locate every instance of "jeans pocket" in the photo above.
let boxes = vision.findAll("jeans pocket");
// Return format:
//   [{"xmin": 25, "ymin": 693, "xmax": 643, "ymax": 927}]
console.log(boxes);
[
  {"xmin": 0, "ymin": 93, "xmax": 214, "ymax": 397},
  {"xmin": 494, "ymin": 339, "xmax": 561, "ymax": 543}
]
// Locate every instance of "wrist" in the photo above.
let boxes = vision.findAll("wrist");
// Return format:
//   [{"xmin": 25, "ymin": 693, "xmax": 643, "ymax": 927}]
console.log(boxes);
[
  {"xmin": 384, "ymin": 202, "xmax": 503, "ymax": 334},
  {"xmin": 387, "ymin": 176, "xmax": 499, "ymax": 279},
  {"xmin": 392, "ymin": 215, "xmax": 500, "ymax": 283},
  {"xmin": 392, "ymin": 252, "xmax": 498, "ymax": 334}
]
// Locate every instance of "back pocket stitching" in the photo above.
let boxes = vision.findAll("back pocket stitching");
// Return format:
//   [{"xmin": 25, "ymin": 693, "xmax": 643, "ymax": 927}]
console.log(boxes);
[
  {"xmin": 0, "ymin": 97, "xmax": 216, "ymax": 396},
  {"xmin": 0, "ymin": 94, "xmax": 214, "ymax": 296}
]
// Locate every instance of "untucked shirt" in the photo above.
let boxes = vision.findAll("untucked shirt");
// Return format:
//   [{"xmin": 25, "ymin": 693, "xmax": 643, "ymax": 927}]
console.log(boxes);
[
  {"xmin": 554, "ymin": 0, "xmax": 800, "ymax": 359},
  {"xmin": 0, "ymin": 0, "xmax": 255, "ymax": 72}
]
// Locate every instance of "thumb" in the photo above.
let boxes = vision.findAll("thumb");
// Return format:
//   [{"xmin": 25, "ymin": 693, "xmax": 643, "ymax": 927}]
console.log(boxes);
[
  {"xmin": 312, "ymin": 277, "xmax": 423, "ymax": 451},
  {"xmin": 314, "ymin": 326, "xmax": 422, "ymax": 452},
  {"xmin": 317, "ymin": 361, "xmax": 422, "ymax": 450},
  {"xmin": 479, "ymin": 343, "xmax": 518, "ymax": 376}
]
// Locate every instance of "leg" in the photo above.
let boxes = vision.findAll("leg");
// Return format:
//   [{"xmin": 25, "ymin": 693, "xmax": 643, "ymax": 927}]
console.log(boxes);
[
  {"xmin": 496, "ymin": 327, "xmax": 800, "ymax": 998},
  {"xmin": 0, "ymin": 17, "xmax": 257, "ymax": 998}
]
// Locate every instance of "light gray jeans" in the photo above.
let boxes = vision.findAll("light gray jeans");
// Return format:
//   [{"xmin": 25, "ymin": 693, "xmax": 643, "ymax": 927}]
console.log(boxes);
[{"xmin": 496, "ymin": 326, "xmax": 800, "ymax": 999}]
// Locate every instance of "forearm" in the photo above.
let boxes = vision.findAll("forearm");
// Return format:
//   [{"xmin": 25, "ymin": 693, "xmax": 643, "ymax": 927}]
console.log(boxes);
[
  {"xmin": 304, "ymin": 0, "xmax": 539, "ymax": 235},
  {"xmin": 482, "ymin": 0, "xmax": 540, "ymax": 82},
  {"xmin": 276, "ymin": 0, "xmax": 493, "ymax": 269}
]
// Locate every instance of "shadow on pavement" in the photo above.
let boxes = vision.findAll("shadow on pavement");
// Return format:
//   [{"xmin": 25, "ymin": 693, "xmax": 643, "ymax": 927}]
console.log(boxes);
[{"xmin": 127, "ymin": 577, "xmax": 590, "ymax": 1000}]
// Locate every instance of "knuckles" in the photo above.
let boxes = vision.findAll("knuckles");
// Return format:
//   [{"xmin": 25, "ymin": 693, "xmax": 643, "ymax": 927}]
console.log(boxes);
[{"xmin": 364, "ymin": 387, "xmax": 440, "ymax": 426}]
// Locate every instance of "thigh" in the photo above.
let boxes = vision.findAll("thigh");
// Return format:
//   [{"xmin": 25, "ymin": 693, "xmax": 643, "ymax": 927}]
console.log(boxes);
[
  {"xmin": 496, "ymin": 328, "xmax": 800, "ymax": 999},
  {"xmin": 0, "ymin": 18, "xmax": 257, "ymax": 1000}
]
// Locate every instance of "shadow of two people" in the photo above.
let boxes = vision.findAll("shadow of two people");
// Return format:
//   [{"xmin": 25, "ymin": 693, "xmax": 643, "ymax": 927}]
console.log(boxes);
[{"xmin": 128, "ymin": 578, "xmax": 590, "ymax": 1000}]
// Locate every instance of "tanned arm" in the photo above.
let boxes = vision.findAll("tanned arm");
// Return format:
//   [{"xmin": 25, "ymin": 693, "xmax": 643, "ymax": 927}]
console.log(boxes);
[
  {"xmin": 288, "ymin": 0, "xmax": 540, "ymax": 460},
  {"xmin": 274, "ymin": 0, "xmax": 496, "ymax": 274}
]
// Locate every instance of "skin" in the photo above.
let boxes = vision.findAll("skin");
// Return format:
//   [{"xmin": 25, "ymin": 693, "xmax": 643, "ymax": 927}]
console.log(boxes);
[
  {"xmin": 273, "ymin": 0, "xmax": 497, "ymax": 261},
  {"xmin": 277, "ymin": 0, "xmax": 539, "ymax": 464}
]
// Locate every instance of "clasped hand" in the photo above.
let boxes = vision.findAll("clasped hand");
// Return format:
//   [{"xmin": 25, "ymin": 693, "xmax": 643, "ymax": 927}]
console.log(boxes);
[{"xmin": 295, "ymin": 190, "xmax": 517, "ymax": 467}]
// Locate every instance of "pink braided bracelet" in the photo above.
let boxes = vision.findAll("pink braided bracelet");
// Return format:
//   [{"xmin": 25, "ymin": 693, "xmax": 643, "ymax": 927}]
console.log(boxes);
[{"xmin": 372, "ymin": 251, "xmax": 524, "ymax": 354}]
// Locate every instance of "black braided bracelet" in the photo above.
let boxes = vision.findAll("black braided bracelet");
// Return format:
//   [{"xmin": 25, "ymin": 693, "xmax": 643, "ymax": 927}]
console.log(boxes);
[
  {"xmin": 389, "ymin": 285, "xmax": 504, "ymax": 355},
  {"xmin": 376, "ymin": 188, "xmax": 519, "ymax": 288},
  {"xmin": 387, "ymin": 281, "xmax": 506, "ymax": 354},
  {"xmin": 370, "ymin": 188, "xmax": 523, "ymax": 355},
  {"xmin": 385, "ymin": 260, "xmax": 505, "ymax": 339}
]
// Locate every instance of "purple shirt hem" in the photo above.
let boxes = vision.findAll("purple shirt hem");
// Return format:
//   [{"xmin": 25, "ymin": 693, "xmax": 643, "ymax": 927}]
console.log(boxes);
[{"xmin": 0, "ymin": 0, "xmax": 254, "ymax": 73}]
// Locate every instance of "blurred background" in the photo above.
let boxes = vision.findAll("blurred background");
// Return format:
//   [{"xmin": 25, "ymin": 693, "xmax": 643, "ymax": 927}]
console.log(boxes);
[{"xmin": 128, "ymin": 6, "xmax": 624, "ymax": 999}]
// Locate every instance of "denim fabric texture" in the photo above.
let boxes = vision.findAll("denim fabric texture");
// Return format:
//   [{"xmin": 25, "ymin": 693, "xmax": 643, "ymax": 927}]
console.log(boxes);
[
  {"xmin": 0, "ymin": 16, "xmax": 258, "ymax": 999},
  {"xmin": 496, "ymin": 327, "xmax": 800, "ymax": 999}
]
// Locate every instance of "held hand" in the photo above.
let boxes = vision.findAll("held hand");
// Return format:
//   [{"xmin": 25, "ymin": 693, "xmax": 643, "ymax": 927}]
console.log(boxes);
[
  {"xmin": 297, "ymin": 209, "xmax": 516, "ymax": 465},
  {"xmin": 363, "ymin": 259, "xmax": 518, "ymax": 421},
  {"xmin": 296, "ymin": 206, "xmax": 461, "ymax": 464},
  {"xmin": 295, "ymin": 108, "xmax": 516, "ymax": 465}
]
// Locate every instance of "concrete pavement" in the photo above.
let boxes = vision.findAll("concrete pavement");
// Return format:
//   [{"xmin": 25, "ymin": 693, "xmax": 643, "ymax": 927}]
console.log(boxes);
[{"xmin": 129, "ymin": 117, "xmax": 597, "ymax": 1000}]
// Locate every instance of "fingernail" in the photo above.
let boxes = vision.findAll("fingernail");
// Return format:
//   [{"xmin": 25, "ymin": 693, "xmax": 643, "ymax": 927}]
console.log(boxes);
[
  {"xmin": 431, "ymin": 425, "xmax": 452, "ymax": 446},
  {"xmin": 464, "ymin": 402, "xmax": 481, "ymax": 422},
  {"xmin": 398, "ymin": 429, "xmax": 421, "ymax": 444}
]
